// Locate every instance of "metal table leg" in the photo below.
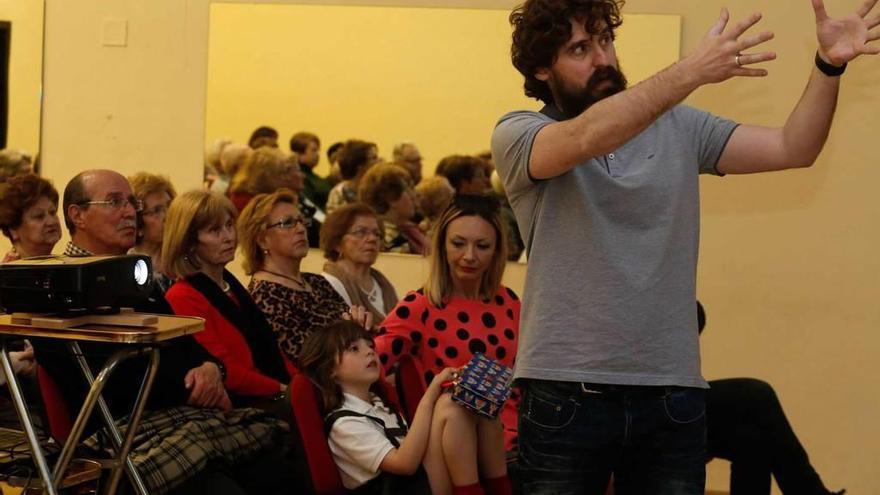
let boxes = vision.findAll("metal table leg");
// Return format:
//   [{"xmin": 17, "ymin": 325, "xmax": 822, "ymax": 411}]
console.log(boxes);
[
  {"xmin": 1, "ymin": 339, "xmax": 58, "ymax": 495},
  {"xmin": 68, "ymin": 342, "xmax": 157, "ymax": 495}
]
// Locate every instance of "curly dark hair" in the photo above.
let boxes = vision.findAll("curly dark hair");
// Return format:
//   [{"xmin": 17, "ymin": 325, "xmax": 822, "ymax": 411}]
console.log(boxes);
[
  {"xmin": 510, "ymin": 0, "xmax": 624, "ymax": 104},
  {"xmin": 0, "ymin": 174, "xmax": 59, "ymax": 240}
]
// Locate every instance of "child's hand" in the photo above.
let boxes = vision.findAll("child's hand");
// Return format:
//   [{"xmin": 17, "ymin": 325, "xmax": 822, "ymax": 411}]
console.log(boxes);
[
  {"xmin": 343, "ymin": 305, "xmax": 373, "ymax": 330},
  {"xmin": 429, "ymin": 367, "xmax": 460, "ymax": 391}
]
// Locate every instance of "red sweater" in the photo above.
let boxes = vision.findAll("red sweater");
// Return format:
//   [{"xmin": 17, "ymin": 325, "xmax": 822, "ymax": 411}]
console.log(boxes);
[
  {"xmin": 166, "ymin": 279, "xmax": 295, "ymax": 398},
  {"xmin": 375, "ymin": 286, "xmax": 521, "ymax": 450}
]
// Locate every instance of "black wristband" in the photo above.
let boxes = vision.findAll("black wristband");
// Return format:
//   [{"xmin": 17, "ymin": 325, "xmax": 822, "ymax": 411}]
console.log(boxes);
[
  {"xmin": 815, "ymin": 51, "xmax": 846, "ymax": 77},
  {"xmin": 214, "ymin": 360, "xmax": 227, "ymax": 381}
]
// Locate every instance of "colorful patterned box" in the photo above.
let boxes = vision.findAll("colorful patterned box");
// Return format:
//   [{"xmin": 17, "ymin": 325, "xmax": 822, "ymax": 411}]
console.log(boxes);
[{"xmin": 451, "ymin": 353, "xmax": 513, "ymax": 419}]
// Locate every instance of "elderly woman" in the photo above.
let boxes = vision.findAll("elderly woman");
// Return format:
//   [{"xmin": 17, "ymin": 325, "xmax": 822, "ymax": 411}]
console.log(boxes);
[
  {"xmin": 0, "ymin": 149, "xmax": 33, "ymax": 182},
  {"xmin": 375, "ymin": 194, "xmax": 521, "ymax": 451},
  {"xmin": 0, "ymin": 173, "xmax": 61, "ymax": 262},
  {"xmin": 358, "ymin": 163, "xmax": 427, "ymax": 255},
  {"xmin": 415, "ymin": 175, "xmax": 455, "ymax": 235},
  {"xmin": 325, "ymin": 140, "xmax": 379, "ymax": 214},
  {"xmin": 163, "ymin": 190, "xmax": 294, "ymax": 418},
  {"xmin": 319, "ymin": 203, "xmax": 399, "ymax": 323},
  {"xmin": 236, "ymin": 189, "xmax": 350, "ymax": 363},
  {"xmin": 129, "ymin": 172, "xmax": 177, "ymax": 292},
  {"xmin": 227, "ymin": 147, "xmax": 298, "ymax": 213}
]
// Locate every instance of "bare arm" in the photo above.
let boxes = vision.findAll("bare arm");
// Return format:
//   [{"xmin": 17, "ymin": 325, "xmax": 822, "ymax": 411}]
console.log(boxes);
[
  {"xmin": 530, "ymin": 9, "xmax": 776, "ymax": 180},
  {"xmin": 379, "ymin": 367, "xmax": 456, "ymax": 475},
  {"xmin": 718, "ymin": 0, "xmax": 879, "ymax": 174}
]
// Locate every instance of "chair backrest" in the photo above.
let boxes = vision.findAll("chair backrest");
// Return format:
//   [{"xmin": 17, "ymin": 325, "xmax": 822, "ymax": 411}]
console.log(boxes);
[
  {"xmin": 396, "ymin": 354, "xmax": 427, "ymax": 424},
  {"xmin": 36, "ymin": 365, "xmax": 72, "ymax": 444},
  {"xmin": 290, "ymin": 373, "xmax": 346, "ymax": 495}
]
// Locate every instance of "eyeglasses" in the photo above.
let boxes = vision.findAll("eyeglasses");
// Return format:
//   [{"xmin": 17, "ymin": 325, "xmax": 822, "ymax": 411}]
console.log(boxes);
[
  {"xmin": 77, "ymin": 196, "xmax": 144, "ymax": 212},
  {"xmin": 141, "ymin": 203, "xmax": 170, "ymax": 217},
  {"xmin": 266, "ymin": 216, "xmax": 311, "ymax": 230},
  {"xmin": 346, "ymin": 227, "xmax": 382, "ymax": 239}
]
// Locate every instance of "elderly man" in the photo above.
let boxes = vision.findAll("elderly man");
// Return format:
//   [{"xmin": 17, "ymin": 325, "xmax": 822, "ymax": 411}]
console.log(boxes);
[
  {"xmin": 32, "ymin": 170, "xmax": 293, "ymax": 495},
  {"xmin": 392, "ymin": 141, "xmax": 424, "ymax": 184}
]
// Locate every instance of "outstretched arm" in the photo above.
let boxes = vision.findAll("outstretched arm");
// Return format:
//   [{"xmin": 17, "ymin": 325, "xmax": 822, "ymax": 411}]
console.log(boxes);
[
  {"xmin": 718, "ymin": 0, "xmax": 880, "ymax": 174},
  {"xmin": 530, "ymin": 9, "xmax": 776, "ymax": 179}
]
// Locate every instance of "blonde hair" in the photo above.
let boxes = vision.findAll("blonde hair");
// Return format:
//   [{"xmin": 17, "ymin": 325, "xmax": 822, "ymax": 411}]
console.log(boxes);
[
  {"xmin": 228, "ymin": 147, "xmax": 290, "ymax": 195},
  {"xmin": 129, "ymin": 172, "xmax": 177, "ymax": 201},
  {"xmin": 162, "ymin": 190, "xmax": 237, "ymax": 279},
  {"xmin": 0, "ymin": 149, "xmax": 33, "ymax": 182},
  {"xmin": 236, "ymin": 188, "xmax": 299, "ymax": 275},
  {"xmin": 415, "ymin": 176, "xmax": 455, "ymax": 221},
  {"xmin": 219, "ymin": 142, "xmax": 253, "ymax": 178},
  {"xmin": 423, "ymin": 195, "xmax": 508, "ymax": 306}
]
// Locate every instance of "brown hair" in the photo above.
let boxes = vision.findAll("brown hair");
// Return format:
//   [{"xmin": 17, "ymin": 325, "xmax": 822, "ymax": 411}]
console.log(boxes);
[
  {"xmin": 415, "ymin": 176, "xmax": 455, "ymax": 221},
  {"xmin": 162, "ymin": 190, "xmax": 238, "ymax": 279},
  {"xmin": 289, "ymin": 132, "xmax": 320, "ymax": 154},
  {"xmin": 423, "ymin": 195, "xmax": 508, "ymax": 306},
  {"xmin": 228, "ymin": 147, "xmax": 294, "ymax": 195},
  {"xmin": 0, "ymin": 174, "xmax": 59, "ymax": 240},
  {"xmin": 298, "ymin": 320, "xmax": 396, "ymax": 413},
  {"xmin": 129, "ymin": 172, "xmax": 177, "ymax": 246},
  {"xmin": 435, "ymin": 155, "xmax": 487, "ymax": 191},
  {"xmin": 337, "ymin": 140, "xmax": 377, "ymax": 180},
  {"xmin": 320, "ymin": 203, "xmax": 377, "ymax": 261},
  {"xmin": 510, "ymin": 0, "xmax": 624, "ymax": 104},
  {"xmin": 357, "ymin": 164, "xmax": 411, "ymax": 215},
  {"xmin": 235, "ymin": 188, "xmax": 299, "ymax": 275}
]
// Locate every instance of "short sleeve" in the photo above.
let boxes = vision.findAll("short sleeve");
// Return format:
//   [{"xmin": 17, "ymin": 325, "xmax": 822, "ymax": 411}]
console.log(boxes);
[
  {"xmin": 676, "ymin": 105, "xmax": 739, "ymax": 176},
  {"xmin": 329, "ymin": 417, "xmax": 396, "ymax": 474},
  {"xmin": 491, "ymin": 111, "xmax": 554, "ymax": 200}
]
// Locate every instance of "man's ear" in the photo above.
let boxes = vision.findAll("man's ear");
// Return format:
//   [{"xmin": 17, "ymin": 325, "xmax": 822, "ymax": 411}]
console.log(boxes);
[
  {"xmin": 535, "ymin": 67, "xmax": 551, "ymax": 82},
  {"xmin": 67, "ymin": 204, "xmax": 86, "ymax": 230}
]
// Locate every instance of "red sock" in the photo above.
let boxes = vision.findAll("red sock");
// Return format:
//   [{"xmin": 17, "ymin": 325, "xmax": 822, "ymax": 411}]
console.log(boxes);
[
  {"xmin": 453, "ymin": 482, "xmax": 485, "ymax": 495},
  {"xmin": 483, "ymin": 474, "xmax": 513, "ymax": 495}
]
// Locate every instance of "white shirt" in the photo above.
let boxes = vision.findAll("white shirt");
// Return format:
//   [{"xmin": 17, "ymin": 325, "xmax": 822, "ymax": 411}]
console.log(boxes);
[
  {"xmin": 321, "ymin": 273, "xmax": 386, "ymax": 317},
  {"xmin": 327, "ymin": 392, "xmax": 407, "ymax": 489}
]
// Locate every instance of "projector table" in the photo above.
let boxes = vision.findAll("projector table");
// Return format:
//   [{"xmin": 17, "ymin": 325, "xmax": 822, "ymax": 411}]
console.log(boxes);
[{"xmin": 0, "ymin": 313, "xmax": 204, "ymax": 495}]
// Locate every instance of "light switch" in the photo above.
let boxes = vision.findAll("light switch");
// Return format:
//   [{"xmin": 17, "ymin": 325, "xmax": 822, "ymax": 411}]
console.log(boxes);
[{"xmin": 102, "ymin": 19, "xmax": 128, "ymax": 47}]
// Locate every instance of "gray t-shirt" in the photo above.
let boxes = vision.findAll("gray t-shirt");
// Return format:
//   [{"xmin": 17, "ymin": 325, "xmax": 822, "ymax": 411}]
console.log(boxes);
[{"xmin": 491, "ymin": 104, "xmax": 738, "ymax": 388}]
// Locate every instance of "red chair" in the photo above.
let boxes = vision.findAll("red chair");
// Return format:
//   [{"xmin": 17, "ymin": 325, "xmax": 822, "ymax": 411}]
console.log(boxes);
[{"xmin": 37, "ymin": 365, "xmax": 72, "ymax": 444}]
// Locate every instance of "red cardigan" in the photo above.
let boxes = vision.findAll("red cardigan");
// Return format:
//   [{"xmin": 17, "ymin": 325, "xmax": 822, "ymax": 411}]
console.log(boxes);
[{"xmin": 166, "ymin": 279, "xmax": 295, "ymax": 398}]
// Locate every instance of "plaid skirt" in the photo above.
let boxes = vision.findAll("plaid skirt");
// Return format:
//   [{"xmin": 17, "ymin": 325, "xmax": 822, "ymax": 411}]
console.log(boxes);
[{"xmin": 84, "ymin": 406, "xmax": 289, "ymax": 494}]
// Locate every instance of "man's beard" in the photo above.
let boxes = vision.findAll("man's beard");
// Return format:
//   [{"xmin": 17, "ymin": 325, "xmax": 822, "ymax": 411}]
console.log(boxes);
[{"xmin": 553, "ymin": 65, "xmax": 628, "ymax": 119}]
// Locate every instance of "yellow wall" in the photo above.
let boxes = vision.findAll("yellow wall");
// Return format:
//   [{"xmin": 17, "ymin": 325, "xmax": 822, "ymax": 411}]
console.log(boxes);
[
  {"xmin": 205, "ymin": 4, "xmax": 680, "ymax": 177},
  {"xmin": 34, "ymin": 1, "xmax": 880, "ymax": 494},
  {"xmin": 0, "ymin": 0, "xmax": 43, "ymax": 154}
]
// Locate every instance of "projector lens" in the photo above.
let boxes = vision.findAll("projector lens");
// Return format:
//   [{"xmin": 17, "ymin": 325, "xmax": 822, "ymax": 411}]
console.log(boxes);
[{"xmin": 133, "ymin": 259, "xmax": 149, "ymax": 286}]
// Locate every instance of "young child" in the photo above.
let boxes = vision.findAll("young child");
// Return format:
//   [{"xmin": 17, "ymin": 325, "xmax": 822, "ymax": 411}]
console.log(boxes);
[{"xmin": 298, "ymin": 320, "xmax": 512, "ymax": 495}]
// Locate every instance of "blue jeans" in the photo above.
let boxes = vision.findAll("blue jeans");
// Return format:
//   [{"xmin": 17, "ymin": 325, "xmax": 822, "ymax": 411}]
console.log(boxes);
[{"xmin": 517, "ymin": 379, "xmax": 706, "ymax": 495}]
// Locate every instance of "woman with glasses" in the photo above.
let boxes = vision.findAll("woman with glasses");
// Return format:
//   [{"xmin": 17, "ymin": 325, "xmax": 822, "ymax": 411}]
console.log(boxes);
[
  {"xmin": 129, "ymin": 172, "xmax": 176, "ymax": 292},
  {"xmin": 163, "ymin": 190, "xmax": 294, "ymax": 420},
  {"xmin": 237, "ymin": 189, "xmax": 352, "ymax": 363},
  {"xmin": 374, "ymin": 195, "xmax": 521, "ymax": 452},
  {"xmin": 319, "ymin": 203, "xmax": 399, "ymax": 323}
]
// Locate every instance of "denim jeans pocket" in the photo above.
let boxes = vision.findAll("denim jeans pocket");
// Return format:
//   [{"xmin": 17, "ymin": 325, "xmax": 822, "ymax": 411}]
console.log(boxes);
[
  {"xmin": 522, "ymin": 382, "xmax": 579, "ymax": 430},
  {"xmin": 662, "ymin": 387, "xmax": 706, "ymax": 424}
]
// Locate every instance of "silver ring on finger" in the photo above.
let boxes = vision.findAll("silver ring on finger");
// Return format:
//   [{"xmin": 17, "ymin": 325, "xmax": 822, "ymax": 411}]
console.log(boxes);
[{"xmin": 735, "ymin": 53, "xmax": 743, "ymax": 67}]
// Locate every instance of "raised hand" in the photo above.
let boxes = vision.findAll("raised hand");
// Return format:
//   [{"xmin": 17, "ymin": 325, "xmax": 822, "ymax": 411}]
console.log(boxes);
[
  {"xmin": 813, "ymin": 0, "xmax": 880, "ymax": 65},
  {"xmin": 686, "ymin": 8, "xmax": 777, "ymax": 85}
]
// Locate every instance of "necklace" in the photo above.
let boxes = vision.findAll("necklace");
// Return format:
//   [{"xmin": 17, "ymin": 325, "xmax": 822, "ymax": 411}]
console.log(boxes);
[
  {"xmin": 360, "ymin": 279, "xmax": 379, "ymax": 304},
  {"xmin": 261, "ymin": 269, "xmax": 308, "ymax": 289},
  {"xmin": 220, "ymin": 280, "xmax": 231, "ymax": 293}
]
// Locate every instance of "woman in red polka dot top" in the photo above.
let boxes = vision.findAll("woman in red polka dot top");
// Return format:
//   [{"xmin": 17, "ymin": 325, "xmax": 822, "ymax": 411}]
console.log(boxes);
[{"xmin": 375, "ymin": 194, "xmax": 521, "ymax": 452}]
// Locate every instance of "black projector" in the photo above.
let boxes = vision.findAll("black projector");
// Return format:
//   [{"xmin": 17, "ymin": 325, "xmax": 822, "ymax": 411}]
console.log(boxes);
[{"xmin": 0, "ymin": 255, "xmax": 154, "ymax": 314}]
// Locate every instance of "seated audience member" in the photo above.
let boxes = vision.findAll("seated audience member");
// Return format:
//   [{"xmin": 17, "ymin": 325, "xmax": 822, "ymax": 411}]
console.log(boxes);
[
  {"xmin": 164, "ymin": 190, "xmax": 295, "ymax": 422},
  {"xmin": 326, "ymin": 141, "xmax": 345, "ymax": 186},
  {"xmin": 320, "ymin": 203, "xmax": 399, "ymax": 321},
  {"xmin": 488, "ymin": 170, "xmax": 525, "ymax": 261},
  {"xmin": 247, "ymin": 125, "xmax": 279, "ymax": 149},
  {"xmin": 0, "ymin": 173, "xmax": 61, "ymax": 262},
  {"xmin": 358, "ymin": 163, "xmax": 427, "ymax": 255},
  {"xmin": 415, "ymin": 176, "xmax": 455, "ymax": 236},
  {"xmin": 392, "ymin": 142, "xmax": 424, "ymax": 185},
  {"xmin": 0, "ymin": 149, "xmax": 34, "ymax": 182},
  {"xmin": 227, "ymin": 146, "xmax": 298, "ymax": 212},
  {"xmin": 213, "ymin": 141, "xmax": 252, "ymax": 195},
  {"xmin": 204, "ymin": 138, "xmax": 232, "ymax": 191},
  {"xmin": 700, "ymin": 302, "xmax": 845, "ymax": 495},
  {"xmin": 281, "ymin": 152, "xmax": 323, "ymax": 248},
  {"xmin": 326, "ymin": 139, "xmax": 380, "ymax": 215},
  {"xmin": 299, "ymin": 320, "xmax": 512, "ymax": 495},
  {"xmin": 436, "ymin": 155, "xmax": 492, "ymax": 195},
  {"xmin": 30, "ymin": 169, "xmax": 292, "ymax": 495},
  {"xmin": 290, "ymin": 131, "xmax": 332, "ymax": 210},
  {"xmin": 236, "ymin": 189, "xmax": 350, "ymax": 363},
  {"xmin": 375, "ymin": 195, "xmax": 521, "ymax": 451},
  {"xmin": 129, "ymin": 172, "xmax": 176, "ymax": 292}
]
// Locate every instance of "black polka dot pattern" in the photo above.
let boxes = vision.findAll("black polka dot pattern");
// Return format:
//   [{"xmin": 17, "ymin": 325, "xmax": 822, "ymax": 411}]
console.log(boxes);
[
  {"xmin": 404, "ymin": 293, "xmax": 417, "ymax": 302},
  {"xmin": 380, "ymin": 354, "xmax": 388, "ymax": 365},
  {"xmin": 506, "ymin": 309, "xmax": 514, "ymax": 320},
  {"xmin": 424, "ymin": 370, "xmax": 435, "ymax": 384},
  {"xmin": 410, "ymin": 331, "xmax": 423, "ymax": 343},
  {"xmin": 457, "ymin": 311, "xmax": 469, "ymax": 323},
  {"xmin": 421, "ymin": 309, "xmax": 430, "ymax": 325},
  {"xmin": 504, "ymin": 329, "xmax": 515, "ymax": 340},
  {"xmin": 445, "ymin": 346, "xmax": 458, "ymax": 359},
  {"xmin": 428, "ymin": 337, "xmax": 439, "ymax": 348},
  {"xmin": 506, "ymin": 287, "xmax": 519, "ymax": 300},
  {"xmin": 456, "ymin": 328, "xmax": 470, "ymax": 341},
  {"xmin": 391, "ymin": 337, "xmax": 404, "ymax": 356},
  {"xmin": 495, "ymin": 295, "xmax": 505, "ymax": 305},
  {"xmin": 396, "ymin": 306, "xmax": 410, "ymax": 319},
  {"xmin": 468, "ymin": 339, "xmax": 487, "ymax": 354},
  {"xmin": 496, "ymin": 346, "xmax": 507, "ymax": 360},
  {"xmin": 434, "ymin": 319, "xmax": 447, "ymax": 331},
  {"xmin": 488, "ymin": 334, "xmax": 499, "ymax": 345},
  {"xmin": 482, "ymin": 313, "xmax": 496, "ymax": 328}
]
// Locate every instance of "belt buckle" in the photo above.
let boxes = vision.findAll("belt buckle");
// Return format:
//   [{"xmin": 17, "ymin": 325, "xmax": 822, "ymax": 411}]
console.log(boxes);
[{"xmin": 580, "ymin": 383, "xmax": 604, "ymax": 394}]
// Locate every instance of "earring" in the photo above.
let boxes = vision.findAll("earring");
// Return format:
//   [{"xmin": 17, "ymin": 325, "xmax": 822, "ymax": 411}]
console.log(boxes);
[{"xmin": 262, "ymin": 248, "xmax": 270, "ymax": 255}]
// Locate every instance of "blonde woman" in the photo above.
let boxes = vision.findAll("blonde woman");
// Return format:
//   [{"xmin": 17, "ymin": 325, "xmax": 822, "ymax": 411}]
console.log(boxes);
[{"xmin": 227, "ymin": 147, "xmax": 298, "ymax": 212}]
